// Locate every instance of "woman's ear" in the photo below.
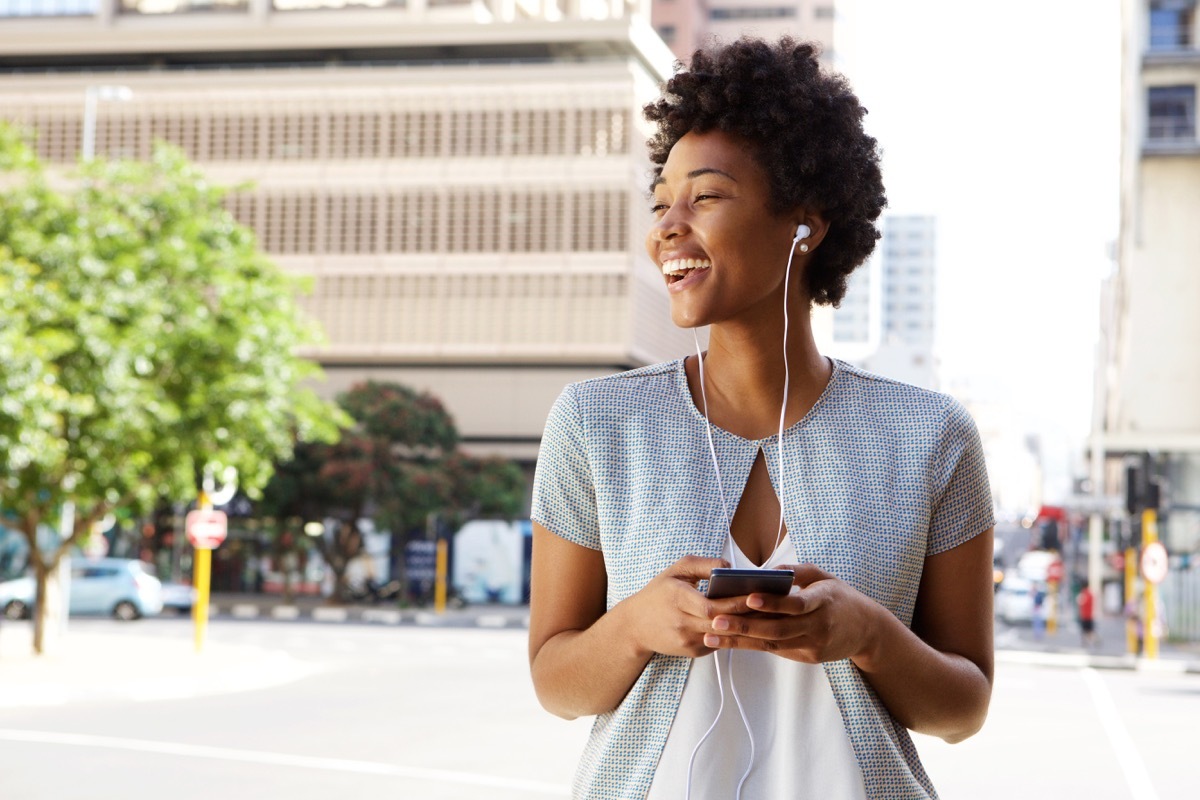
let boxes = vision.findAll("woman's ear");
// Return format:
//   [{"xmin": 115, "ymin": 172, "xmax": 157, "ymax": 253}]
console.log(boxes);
[{"xmin": 792, "ymin": 213, "xmax": 829, "ymax": 254}]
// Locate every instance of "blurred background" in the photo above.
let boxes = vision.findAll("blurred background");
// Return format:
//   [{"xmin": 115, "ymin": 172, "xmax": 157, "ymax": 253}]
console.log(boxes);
[{"xmin": 1, "ymin": 2, "xmax": 1198, "ymax": 798}]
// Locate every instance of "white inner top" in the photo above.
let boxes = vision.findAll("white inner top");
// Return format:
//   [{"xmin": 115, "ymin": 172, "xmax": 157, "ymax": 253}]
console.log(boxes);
[{"xmin": 646, "ymin": 534, "xmax": 868, "ymax": 800}]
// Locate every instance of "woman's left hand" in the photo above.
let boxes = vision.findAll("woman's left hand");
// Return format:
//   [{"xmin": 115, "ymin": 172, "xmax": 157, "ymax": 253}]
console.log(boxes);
[{"xmin": 702, "ymin": 563, "xmax": 884, "ymax": 665}]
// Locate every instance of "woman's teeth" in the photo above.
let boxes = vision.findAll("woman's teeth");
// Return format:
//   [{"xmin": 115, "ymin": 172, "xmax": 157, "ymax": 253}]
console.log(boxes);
[{"xmin": 661, "ymin": 259, "xmax": 713, "ymax": 276}]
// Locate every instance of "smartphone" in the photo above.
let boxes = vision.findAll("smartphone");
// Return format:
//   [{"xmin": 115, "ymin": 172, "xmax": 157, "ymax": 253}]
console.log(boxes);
[{"xmin": 705, "ymin": 568, "xmax": 794, "ymax": 599}]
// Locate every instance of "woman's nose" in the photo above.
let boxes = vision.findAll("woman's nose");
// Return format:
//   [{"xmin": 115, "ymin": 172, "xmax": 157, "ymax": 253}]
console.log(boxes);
[{"xmin": 650, "ymin": 209, "xmax": 687, "ymax": 242}]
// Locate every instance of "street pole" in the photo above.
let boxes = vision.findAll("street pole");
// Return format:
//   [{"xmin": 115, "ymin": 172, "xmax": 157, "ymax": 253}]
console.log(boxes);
[
  {"xmin": 80, "ymin": 85, "xmax": 133, "ymax": 161},
  {"xmin": 434, "ymin": 538, "xmax": 448, "ymax": 614},
  {"xmin": 1142, "ymin": 508, "xmax": 1160, "ymax": 659},
  {"xmin": 194, "ymin": 492, "xmax": 213, "ymax": 654}
]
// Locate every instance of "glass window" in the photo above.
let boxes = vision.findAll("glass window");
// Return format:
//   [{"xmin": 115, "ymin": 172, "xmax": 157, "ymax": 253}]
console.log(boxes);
[
  {"xmin": 1149, "ymin": 2, "xmax": 1195, "ymax": 50},
  {"xmin": 1148, "ymin": 85, "xmax": 1196, "ymax": 140},
  {"xmin": 657, "ymin": 25, "xmax": 676, "ymax": 45},
  {"xmin": 710, "ymin": 6, "xmax": 796, "ymax": 20},
  {"xmin": 120, "ymin": 0, "xmax": 248, "ymax": 12},
  {"xmin": 0, "ymin": 0, "xmax": 98, "ymax": 16},
  {"xmin": 272, "ymin": 0, "xmax": 404, "ymax": 8}
]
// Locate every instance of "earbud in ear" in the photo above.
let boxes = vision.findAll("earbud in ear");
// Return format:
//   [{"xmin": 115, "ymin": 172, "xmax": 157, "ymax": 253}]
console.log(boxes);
[{"xmin": 794, "ymin": 223, "xmax": 811, "ymax": 241}]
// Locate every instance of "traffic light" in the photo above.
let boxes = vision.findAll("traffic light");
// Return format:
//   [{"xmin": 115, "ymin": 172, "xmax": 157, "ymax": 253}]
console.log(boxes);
[{"xmin": 1124, "ymin": 461, "xmax": 1161, "ymax": 515}]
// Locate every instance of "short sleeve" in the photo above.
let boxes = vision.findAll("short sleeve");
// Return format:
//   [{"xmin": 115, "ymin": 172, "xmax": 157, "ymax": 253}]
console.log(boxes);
[
  {"xmin": 531, "ymin": 383, "xmax": 602, "ymax": 550},
  {"xmin": 927, "ymin": 399, "xmax": 994, "ymax": 555}
]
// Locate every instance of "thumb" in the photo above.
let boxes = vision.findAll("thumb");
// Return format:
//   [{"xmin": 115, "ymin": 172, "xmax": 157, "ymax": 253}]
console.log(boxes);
[
  {"xmin": 787, "ymin": 563, "xmax": 835, "ymax": 588},
  {"xmin": 670, "ymin": 555, "xmax": 730, "ymax": 583}
]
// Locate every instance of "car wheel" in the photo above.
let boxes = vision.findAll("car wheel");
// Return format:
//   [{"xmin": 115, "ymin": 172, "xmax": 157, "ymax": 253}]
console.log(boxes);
[
  {"xmin": 4, "ymin": 600, "xmax": 29, "ymax": 621},
  {"xmin": 113, "ymin": 601, "xmax": 140, "ymax": 621}
]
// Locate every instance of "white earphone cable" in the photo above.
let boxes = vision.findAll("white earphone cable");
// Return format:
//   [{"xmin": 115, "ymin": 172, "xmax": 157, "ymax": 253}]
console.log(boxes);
[{"xmin": 683, "ymin": 227, "xmax": 803, "ymax": 798}]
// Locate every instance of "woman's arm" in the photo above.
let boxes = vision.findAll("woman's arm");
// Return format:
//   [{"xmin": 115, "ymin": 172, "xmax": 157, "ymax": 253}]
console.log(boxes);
[
  {"xmin": 851, "ymin": 528, "xmax": 994, "ymax": 742},
  {"xmin": 705, "ymin": 528, "xmax": 995, "ymax": 743},
  {"xmin": 528, "ymin": 522, "xmax": 727, "ymax": 720}
]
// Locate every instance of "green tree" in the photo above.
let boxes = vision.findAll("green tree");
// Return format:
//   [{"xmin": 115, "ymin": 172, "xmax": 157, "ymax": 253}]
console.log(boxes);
[
  {"xmin": 0, "ymin": 124, "xmax": 348, "ymax": 653},
  {"xmin": 259, "ymin": 381, "xmax": 526, "ymax": 604}
]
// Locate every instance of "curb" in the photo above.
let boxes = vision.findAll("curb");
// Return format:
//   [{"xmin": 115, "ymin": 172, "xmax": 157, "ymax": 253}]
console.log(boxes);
[{"xmin": 207, "ymin": 601, "xmax": 530, "ymax": 630}]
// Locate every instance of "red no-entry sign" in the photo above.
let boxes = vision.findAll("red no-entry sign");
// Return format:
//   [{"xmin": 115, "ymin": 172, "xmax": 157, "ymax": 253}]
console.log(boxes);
[{"xmin": 186, "ymin": 509, "xmax": 228, "ymax": 550}]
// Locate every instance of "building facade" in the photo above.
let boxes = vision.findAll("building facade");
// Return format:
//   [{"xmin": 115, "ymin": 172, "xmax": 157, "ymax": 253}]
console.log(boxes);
[
  {"xmin": 651, "ymin": 0, "xmax": 839, "ymax": 65},
  {"xmin": 0, "ymin": 1, "xmax": 694, "ymax": 473},
  {"xmin": 832, "ymin": 213, "xmax": 938, "ymax": 389},
  {"xmin": 1094, "ymin": 0, "xmax": 1200, "ymax": 633}
]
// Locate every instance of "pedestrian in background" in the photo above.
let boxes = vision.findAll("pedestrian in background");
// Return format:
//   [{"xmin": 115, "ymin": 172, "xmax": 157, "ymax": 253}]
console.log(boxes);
[
  {"xmin": 1032, "ymin": 582, "xmax": 1047, "ymax": 641},
  {"xmin": 1076, "ymin": 584, "xmax": 1097, "ymax": 649}
]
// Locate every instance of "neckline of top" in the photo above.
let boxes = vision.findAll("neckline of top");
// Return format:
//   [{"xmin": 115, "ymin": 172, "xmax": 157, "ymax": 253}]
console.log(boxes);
[{"xmin": 672, "ymin": 355, "xmax": 842, "ymax": 446}]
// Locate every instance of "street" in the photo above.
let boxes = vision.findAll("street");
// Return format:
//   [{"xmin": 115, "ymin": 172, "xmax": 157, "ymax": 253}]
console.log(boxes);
[{"xmin": 0, "ymin": 617, "xmax": 1197, "ymax": 799}]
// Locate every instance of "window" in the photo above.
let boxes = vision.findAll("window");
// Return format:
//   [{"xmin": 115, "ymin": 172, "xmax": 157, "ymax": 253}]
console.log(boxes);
[
  {"xmin": 657, "ymin": 25, "xmax": 677, "ymax": 45},
  {"xmin": 1148, "ymin": 85, "xmax": 1196, "ymax": 140},
  {"xmin": 1149, "ymin": 1, "xmax": 1195, "ymax": 50},
  {"xmin": 0, "ymin": 0, "xmax": 98, "ymax": 15},
  {"xmin": 710, "ymin": 6, "xmax": 796, "ymax": 20},
  {"xmin": 814, "ymin": 5, "xmax": 834, "ymax": 19},
  {"xmin": 120, "ymin": 0, "xmax": 248, "ymax": 12}
]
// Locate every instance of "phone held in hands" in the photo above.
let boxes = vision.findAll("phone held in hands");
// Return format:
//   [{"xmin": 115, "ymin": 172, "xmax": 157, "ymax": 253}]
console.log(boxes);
[{"xmin": 705, "ymin": 568, "xmax": 795, "ymax": 599}]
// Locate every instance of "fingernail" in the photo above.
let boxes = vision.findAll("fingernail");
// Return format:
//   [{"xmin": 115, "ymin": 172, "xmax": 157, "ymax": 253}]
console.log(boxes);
[
  {"xmin": 704, "ymin": 634, "xmax": 720, "ymax": 647},
  {"xmin": 747, "ymin": 595, "xmax": 763, "ymax": 608},
  {"xmin": 713, "ymin": 617, "xmax": 729, "ymax": 631}
]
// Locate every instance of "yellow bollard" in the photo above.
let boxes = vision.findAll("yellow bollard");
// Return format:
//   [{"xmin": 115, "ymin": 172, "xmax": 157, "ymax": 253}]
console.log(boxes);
[
  {"xmin": 1125, "ymin": 547, "xmax": 1138, "ymax": 655},
  {"xmin": 1046, "ymin": 581, "xmax": 1058, "ymax": 635},
  {"xmin": 193, "ymin": 547, "xmax": 211, "ymax": 653},
  {"xmin": 1142, "ymin": 509, "xmax": 1159, "ymax": 659},
  {"xmin": 434, "ymin": 538, "xmax": 448, "ymax": 614}
]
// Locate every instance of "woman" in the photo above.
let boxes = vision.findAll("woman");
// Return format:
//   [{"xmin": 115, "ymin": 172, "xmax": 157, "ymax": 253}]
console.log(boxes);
[{"xmin": 528, "ymin": 37, "xmax": 994, "ymax": 800}]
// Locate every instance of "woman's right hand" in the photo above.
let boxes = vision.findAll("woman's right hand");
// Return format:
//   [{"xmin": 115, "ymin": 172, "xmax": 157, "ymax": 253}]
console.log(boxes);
[
  {"xmin": 529, "ymin": 524, "xmax": 730, "ymax": 719},
  {"xmin": 624, "ymin": 555, "xmax": 732, "ymax": 659}
]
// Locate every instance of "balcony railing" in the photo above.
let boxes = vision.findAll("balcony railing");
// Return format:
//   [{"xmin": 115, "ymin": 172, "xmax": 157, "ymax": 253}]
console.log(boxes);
[{"xmin": 1148, "ymin": 117, "xmax": 1196, "ymax": 139}]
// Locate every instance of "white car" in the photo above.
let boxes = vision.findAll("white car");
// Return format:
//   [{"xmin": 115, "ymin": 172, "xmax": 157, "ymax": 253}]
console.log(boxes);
[
  {"xmin": 996, "ymin": 576, "xmax": 1037, "ymax": 625},
  {"xmin": 0, "ymin": 558, "xmax": 163, "ymax": 621}
]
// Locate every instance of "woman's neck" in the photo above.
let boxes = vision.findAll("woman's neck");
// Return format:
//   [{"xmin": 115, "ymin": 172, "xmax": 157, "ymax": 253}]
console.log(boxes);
[{"xmin": 690, "ymin": 308, "xmax": 832, "ymax": 439}]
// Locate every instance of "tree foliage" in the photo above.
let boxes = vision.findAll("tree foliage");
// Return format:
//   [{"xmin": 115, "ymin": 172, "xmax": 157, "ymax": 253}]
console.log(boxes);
[
  {"xmin": 0, "ymin": 124, "xmax": 348, "ymax": 652},
  {"xmin": 258, "ymin": 381, "xmax": 526, "ymax": 603}
]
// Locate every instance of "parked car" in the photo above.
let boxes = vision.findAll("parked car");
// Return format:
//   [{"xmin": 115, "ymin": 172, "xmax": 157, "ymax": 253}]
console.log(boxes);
[
  {"xmin": 996, "ymin": 575, "xmax": 1036, "ymax": 625},
  {"xmin": 0, "ymin": 558, "xmax": 163, "ymax": 621},
  {"xmin": 160, "ymin": 581, "xmax": 197, "ymax": 614}
]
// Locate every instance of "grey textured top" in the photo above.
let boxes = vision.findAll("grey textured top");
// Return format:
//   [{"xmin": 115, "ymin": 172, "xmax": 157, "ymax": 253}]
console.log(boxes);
[{"xmin": 532, "ymin": 357, "xmax": 994, "ymax": 800}]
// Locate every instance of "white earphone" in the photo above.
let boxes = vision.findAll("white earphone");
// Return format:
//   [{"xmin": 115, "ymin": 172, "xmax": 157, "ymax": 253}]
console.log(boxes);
[{"xmin": 794, "ymin": 223, "xmax": 811, "ymax": 241}]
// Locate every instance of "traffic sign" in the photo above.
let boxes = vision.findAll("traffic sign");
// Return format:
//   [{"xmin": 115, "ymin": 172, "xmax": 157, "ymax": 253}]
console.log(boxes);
[
  {"xmin": 1141, "ymin": 542, "xmax": 1168, "ymax": 585},
  {"xmin": 186, "ymin": 509, "xmax": 228, "ymax": 550}
]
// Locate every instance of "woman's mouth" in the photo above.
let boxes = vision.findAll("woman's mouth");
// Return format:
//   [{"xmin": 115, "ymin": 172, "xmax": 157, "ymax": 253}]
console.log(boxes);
[
  {"xmin": 662, "ymin": 258, "xmax": 713, "ymax": 284},
  {"xmin": 662, "ymin": 258, "xmax": 713, "ymax": 292}
]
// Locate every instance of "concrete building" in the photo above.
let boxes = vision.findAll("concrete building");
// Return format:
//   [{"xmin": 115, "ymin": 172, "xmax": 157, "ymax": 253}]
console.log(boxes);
[
  {"xmin": 0, "ymin": 0, "xmax": 694, "ymax": 475},
  {"xmin": 1099, "ymin": 0, "xmax": 1200, "ymax": 549},
  {"xmin": 651, "ymin": 0, "xmax": 840, "ymax": 65},
  {"xmin": 831, "ymin": 213, "xmax": 938, "ymax": 390}
]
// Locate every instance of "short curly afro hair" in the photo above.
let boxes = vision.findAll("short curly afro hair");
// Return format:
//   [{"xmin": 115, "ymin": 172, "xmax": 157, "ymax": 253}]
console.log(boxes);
[{"xmin": 643, "ymin": 37, "xmax": 887, "ymax": 306}]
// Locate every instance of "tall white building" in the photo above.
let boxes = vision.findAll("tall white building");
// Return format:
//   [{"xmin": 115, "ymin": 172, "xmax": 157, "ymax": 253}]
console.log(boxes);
[
  {"xmin": 831, "ymin": 213, "xmax": 937, "ymax": 389},
  {"xmin": 1098, "ymin": 0, "xmax": 1200, "ymax": 561},
  {"xmin": 0, "ymin": 0, "xmax": 692, "ymax": 474}
]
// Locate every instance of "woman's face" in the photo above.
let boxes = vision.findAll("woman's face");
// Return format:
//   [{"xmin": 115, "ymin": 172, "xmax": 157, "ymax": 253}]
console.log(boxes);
[{"xmin": 646, "ymin": 129, "xmax": 804, "ymax": 329}]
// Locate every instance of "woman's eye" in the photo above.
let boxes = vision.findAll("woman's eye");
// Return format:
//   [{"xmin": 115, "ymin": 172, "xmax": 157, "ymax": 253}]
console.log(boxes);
[
  {"xmin": 695, "ymin": 193, "xmax": 717, "ymax": 202},
  {"xmin": 650, "ymin": 202, "xmax": 668, "ymax": 215}
]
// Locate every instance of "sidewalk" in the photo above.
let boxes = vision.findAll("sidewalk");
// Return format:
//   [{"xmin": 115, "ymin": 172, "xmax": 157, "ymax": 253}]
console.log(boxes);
[{"xmin": 0, "ymin": 623, "xmax": 322, "ymax": 709}]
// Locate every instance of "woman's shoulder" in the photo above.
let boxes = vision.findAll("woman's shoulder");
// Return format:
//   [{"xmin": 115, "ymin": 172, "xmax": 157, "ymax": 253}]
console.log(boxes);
[
  {"xmin": 565, "ymin": 359, "xmax": 685, "ymax": 404},
  {"xmin": 829, "ymin": 359, "xmax": 972, "ymax": 427}
]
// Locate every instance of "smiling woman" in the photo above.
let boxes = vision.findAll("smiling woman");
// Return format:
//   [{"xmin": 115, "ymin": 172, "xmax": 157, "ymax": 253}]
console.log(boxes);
[{"xmin": 527, "ymin": 37, "xmax": 996, "ymax": 800}]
